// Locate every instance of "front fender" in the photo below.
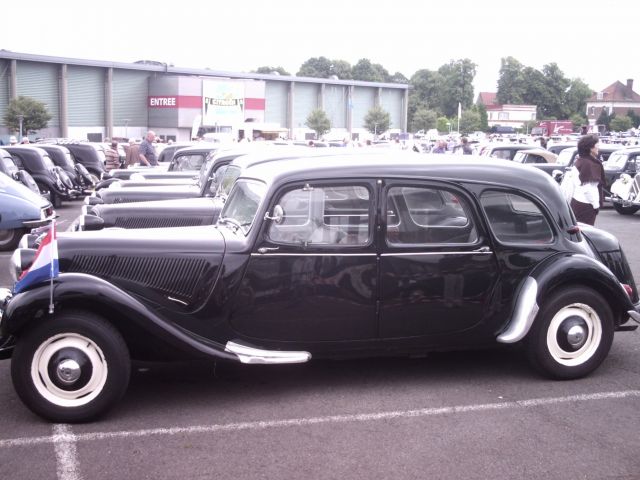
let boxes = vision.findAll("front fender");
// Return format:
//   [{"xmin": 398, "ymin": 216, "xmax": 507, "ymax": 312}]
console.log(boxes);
[
  {"xmin": 2, "ymin": 272, "xmax": 236, "ymax": 361},
  {"xmin": 531, "ymin": 252, "xmax": 634, "ymax": 321}
]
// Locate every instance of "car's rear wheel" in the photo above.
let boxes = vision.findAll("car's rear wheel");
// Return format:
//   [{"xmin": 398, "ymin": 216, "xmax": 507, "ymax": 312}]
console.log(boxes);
[
  {"xmin": 11, "ymin": 311, "xmax": 130, "ymax": 422},
  {"xmin": 526, "ymin": 287, "xmax": 614, "ymax": 379},
  {"xmin": 612, "ymin": 203, "xmax": 640, "ymax": 215},
  {"xmin": 0, "ymin": 228, "xmax": 23, "ymax": 251}
]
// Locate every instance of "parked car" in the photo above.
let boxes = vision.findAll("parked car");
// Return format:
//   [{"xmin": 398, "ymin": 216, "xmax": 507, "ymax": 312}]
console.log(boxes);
[
  {"xmin": 156, "ymin": 142, "xmax": 196, "ymax": 164},
  {"xmin": 610, "ymin": 174, "xmax": 640, "ymax": 215},
  {"xmin": 2, "ymin": 154, "xmax": 639, "ymax": 422},
  {"xmin": 512, "ymin": 147, "xmax": 558, "ymax": 168},
  {"xmin": 37, "ymin": 141, "xmax": 108, "ymax": 182},
  {"xmin": 0, "ymin": 171, "xmax": 55, "ymax": 250},
  {"xmin": 35, "ymin": 144, "xmax": 95, "ymax": 194},
  {"xmin": 3, "ymin": 146, "xmax": 78, "ymax": 207},
  {"xmin": 0, "ymin": 148, "xmax": 42, "ymax": 196},
  {"xmin": 479, "ymin": 144, "xmax": 538, "ymax": 160},
  {"xmin": 602, "ymin": 147, "xmax": 640, "ymax": 199}
]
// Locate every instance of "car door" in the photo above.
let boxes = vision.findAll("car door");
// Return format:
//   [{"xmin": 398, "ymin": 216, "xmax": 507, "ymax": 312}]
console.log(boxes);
[
  {"xmin": 379, "ymin": 181, "xmax": 500, "ymax": 338},
  {"xmin": 231, "ymin": 180, "xmax": 379, "ymax": 342}
]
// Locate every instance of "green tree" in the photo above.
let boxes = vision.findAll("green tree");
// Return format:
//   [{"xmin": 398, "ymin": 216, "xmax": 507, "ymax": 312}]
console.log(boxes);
[
  {"xmin": 353, "ymin": 59, "xmax": 389, "ymax": 83},
  {"xmin": 437, "ymin": 59, "xmax": 477, "ymax": 117},
  {"xmin": 596, "ymin": 109, "xmax": 611, "ymax": 130},
  {"xmin": 477, "ymin": 103, "xmax": 489, "ymax": 132},
  {"xmin": 389, "ymin": 72, "xmax": 409, "ymax": 84},
  {"xmin": 626, "ymin": 109, "xmax": 640, "ymax": 129},
  {"xmin": 459, "ymin": 110, "xmax": 482, "ymax": 134},
  {"xmin": 564, "ymin": 79, "xmax": 593, "ymax": 118},
  {"xmin": 410, "ymin": 107, "xmax": 437, "ymax": 132},
  {"xmin": 610, "ymin": 115, "xmax": 633, "ymax": 132},
  {"xmin": 3, "ymin": 96, "xmax": 52, "ymax": 134},
  {"xmin": 253, "ymin": 66, "xmax": 291, "ymax": 76},
  {"xmin": 570, "ymin": 113, "xmax": 587, "ymax": 131},
  {"xmin": 436, "ymin": 117, "xmax": 452, "ymax": 134},
  {"xmin": 364, "ymin": 105, "xmax": 390, "ymax": 136},
  {"xmin": 329, "ymin": 60, "xmax": 353, "ymax": 80},
  {"xmin": 297, "ymin": 57, "xmax": 333, "ymax": 78},
  {"xmin": 305, "ymin": 109, "xmax": 331, "ymax": 138},
  {"xmin": 496, "ymin": 57, "xmax": 526, "ymax": 104},
  {"xmin": 408, "ymin": 69, "xmax": 443, "ymax": 127}
]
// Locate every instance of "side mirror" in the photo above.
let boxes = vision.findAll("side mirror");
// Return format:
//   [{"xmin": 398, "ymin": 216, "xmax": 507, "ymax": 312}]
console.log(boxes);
[{"xmin": 264, "ymin": 205, "xmax": 284, "ymax": 224}]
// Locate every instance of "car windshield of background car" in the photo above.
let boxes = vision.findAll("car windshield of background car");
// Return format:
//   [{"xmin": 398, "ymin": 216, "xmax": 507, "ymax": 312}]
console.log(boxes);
[
  {"xmin": 556, "ymin": 148, "xmax": 576, "ymax": 167},
  {"xmin": 197, "ymin": 155, "xmax": 216, "ymax": 187},
  {"xmin": 217, "ymin": 179, "xmax": 266, "ymax": 235},
  {"xmin": 216, "ymin": 165, "xmax": 241, "ymax": 199},
  {"xmin": 604, "ymin": 152, "xmax": 628, "ymax": 170}
]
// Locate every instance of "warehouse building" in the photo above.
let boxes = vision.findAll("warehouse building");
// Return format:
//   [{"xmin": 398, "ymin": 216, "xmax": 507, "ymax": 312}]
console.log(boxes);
[{"xmin": 0, "ymin": 50, "xmax": 409, "ymax": 143}]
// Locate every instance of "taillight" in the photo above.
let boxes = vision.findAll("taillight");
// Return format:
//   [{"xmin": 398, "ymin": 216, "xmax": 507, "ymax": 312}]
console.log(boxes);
[{"xmin": 622, "ymin": 284, "xmax": 633, "ymax": 297}]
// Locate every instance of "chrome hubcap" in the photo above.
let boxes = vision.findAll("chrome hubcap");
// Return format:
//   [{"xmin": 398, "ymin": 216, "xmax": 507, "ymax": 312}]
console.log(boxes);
[
  {"xmin": 547, "ymin": 303, "xmax": 602, "ymax": 367},
  {"xmin": 56, "ymin": 359, "xmax": 81, "ymax": 384},
  {"xmin": 566, "ymin": 325, "xmax": 586, "ymax": 347}
]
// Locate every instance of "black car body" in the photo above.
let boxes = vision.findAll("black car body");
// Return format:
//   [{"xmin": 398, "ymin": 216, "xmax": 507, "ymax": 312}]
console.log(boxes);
[
  {"xmin": 2, "ymin": 154, "xmax": 639, "ymax": 422},
  {"xmin": 0, "ymin": 148, "xmax": 42, "ymax": 196},
  {"xmin": 602, "ymin": 147, "xmax": 640, "ymax": 196},
  {"xmin": 3, "ymin": 146, "xmax": 78, "ymax": 207},
  {"xmin": 36, "ymin": 144, "xmax": 95, "ymax": 194},
  {"xmin": 156, "ymin": 142, "xmax": 196, "ymax": 164},
  {"xmin": 38, "ymin": 141, "xmax": 107, "ymax": 182}
]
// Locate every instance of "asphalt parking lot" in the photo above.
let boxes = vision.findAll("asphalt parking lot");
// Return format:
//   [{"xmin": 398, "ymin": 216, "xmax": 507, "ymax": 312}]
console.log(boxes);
[{"xmin": 1, "ymin": 201, "xmax": 639, "ymax": 480}]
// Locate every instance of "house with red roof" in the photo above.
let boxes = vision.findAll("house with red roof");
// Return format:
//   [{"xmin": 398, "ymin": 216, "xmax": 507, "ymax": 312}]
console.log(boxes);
[
  {"xmin": 476, "ymin": 92, "xmax": 537, "ymax": 131},
  {"xmin": 586, "ymin": 79, "xmax": 640, "ymax": 129}
]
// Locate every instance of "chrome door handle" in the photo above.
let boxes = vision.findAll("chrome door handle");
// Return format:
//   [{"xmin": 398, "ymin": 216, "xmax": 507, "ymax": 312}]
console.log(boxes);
[{"xmin": 257, "ymin": 247, "xmax": 279, "ymax": 254}]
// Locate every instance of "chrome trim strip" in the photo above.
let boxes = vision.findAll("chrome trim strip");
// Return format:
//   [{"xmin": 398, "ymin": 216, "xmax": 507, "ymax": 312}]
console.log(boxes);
[
  {"xmin": 381, "ymin": 251, "xmax": 493, "ymax": 256},
  {"xmin": 497, "ymin": 277, "xmax": 539, "ymax": 344},
  {"xmin": 251, "ymin": 252, "xmax": 376, "ymax": 257},
  {"xmin": 225, "ymin": 341, "xmax": 311, "ymax": 364}
]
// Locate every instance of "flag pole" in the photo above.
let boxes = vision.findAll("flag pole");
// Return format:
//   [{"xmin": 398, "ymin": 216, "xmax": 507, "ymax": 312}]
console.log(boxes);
[{"xmin": 48, "ymin": 220, "xmax": 55, "ymax": 314}]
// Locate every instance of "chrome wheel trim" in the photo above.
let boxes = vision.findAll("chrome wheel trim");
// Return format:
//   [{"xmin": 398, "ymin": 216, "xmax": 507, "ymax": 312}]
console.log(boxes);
[
  {"xmin": 31, "ymin": 333, "xmax": 108, "ymax": 407},
  {"xmin": 546, "ymin": 303, "xmax": 602, "ymax": 367}
]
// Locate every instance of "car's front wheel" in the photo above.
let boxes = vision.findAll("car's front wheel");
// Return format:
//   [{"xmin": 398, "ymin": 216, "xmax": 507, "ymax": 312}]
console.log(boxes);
[
  {"xmin": 11, "ymin": 311, "xmax": 130, "ymax": 422},
  {"xmin": 526, "ymin": 287, "xmax": 614, "ymax": 379}
]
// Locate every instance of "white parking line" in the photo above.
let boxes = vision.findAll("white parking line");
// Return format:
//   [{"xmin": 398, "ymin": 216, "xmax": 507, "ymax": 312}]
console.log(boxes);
[
  {"xmin": 52, "ymin": 424, "xmax": 81, "ymax": 480},
  {"xmin": 2, "ymin": 390, "xmax": 639, "ymax": 452}
]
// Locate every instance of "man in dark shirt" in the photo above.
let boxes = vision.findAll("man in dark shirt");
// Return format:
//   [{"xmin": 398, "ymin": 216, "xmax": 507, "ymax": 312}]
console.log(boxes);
[{"xmin": 138, "ymin": 130, "xmax": 158, "ymax": 166}]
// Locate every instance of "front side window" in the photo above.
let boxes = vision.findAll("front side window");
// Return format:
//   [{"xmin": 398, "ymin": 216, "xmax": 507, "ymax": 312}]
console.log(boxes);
[
  {"xmin": 173, "ymin": 153, "xmax": 205, "ymax": 171},
  {"xmin": 386, "ymin": 186, "xmax": 478, "ymax": 245},
  {"xmin": 604, "ymin": 151, "xmax": 628, "ymax": 170},
  {"xmin": 217, "ymin": 180, "xmax": 266, "ymax": 235},
  {"xmin": 268, "ymin": 184, "xmax": 371, "ymax": 246},
  {"xmin": 481, "ymin": 190, "xmax": 553, "ymax": 244},
  {"xmin": 491, "ymin": 149, "xmax": 513, "ymax": 160}
]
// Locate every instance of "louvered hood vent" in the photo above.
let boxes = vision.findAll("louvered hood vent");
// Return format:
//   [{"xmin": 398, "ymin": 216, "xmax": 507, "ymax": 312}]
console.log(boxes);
[
  {"xmin": 114, "ymin": 216, "xmax": 206, "ymax": 229},
  {"xmin": 69, "ymin": 255, "xmax": 208, "ymax": 301}
]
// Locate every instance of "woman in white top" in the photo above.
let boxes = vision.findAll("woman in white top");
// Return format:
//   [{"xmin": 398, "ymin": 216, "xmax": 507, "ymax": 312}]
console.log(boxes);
[{"xmin": 570, "ymin": 135, "xmax": 605, "ymax": 225}]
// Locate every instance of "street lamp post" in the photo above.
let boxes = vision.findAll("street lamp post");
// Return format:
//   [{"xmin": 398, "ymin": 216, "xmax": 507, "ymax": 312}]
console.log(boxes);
[{"xmin": 18, "ymin": 114, "xmax": 24, "ymax": 140}]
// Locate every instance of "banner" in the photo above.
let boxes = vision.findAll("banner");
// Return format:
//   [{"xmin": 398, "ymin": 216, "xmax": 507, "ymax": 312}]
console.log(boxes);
[{"xmin": 202, "ymin": 80, "xmax": 245, "ymax": 126}]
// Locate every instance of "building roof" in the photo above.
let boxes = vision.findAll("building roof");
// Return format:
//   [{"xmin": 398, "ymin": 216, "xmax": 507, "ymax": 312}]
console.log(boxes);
[
  {"xmin": 588, "ymin": 80, "xmax": 640, "ymax": 102},
  {"xmin": 476, "ymin": 92, "xmax": 497, "ymax": 106}
]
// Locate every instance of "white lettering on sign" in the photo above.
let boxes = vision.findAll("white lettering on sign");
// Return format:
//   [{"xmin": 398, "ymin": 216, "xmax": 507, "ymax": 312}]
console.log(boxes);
[{"xmin": 149, "ymin": 97, "xmax": 177, "ymax": 107}]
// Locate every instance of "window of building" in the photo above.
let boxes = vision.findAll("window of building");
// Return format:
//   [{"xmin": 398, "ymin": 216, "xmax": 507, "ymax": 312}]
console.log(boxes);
[{"xmin": 498, "ymin": 112, "xmax": 509, "ymax": 120}]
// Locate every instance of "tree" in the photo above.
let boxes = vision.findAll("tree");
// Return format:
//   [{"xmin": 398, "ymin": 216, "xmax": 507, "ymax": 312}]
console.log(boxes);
[
  {"xmin": 459, "ymin": 110, "xmax": 482, "ymax": 134},
  {"xmin": 610, "ymin": 115, "xmax": 633, "ymax": 132},
  {"xmin": 436, "ymin": 117, "xmax": 451, "ymax": 134},
  {"xmin": 352, "ymin": 59, "xmax": 389, "ymax": 83},
  {"xmin": 389, "ymin": 72, "xmax": 409, "ymax": 84},
  {"xmin": 570, "ymin": 113, "xmax": 587, "ymax": 131},
  {"xmin": 364, "ymin": 105, "xmax": 390, "ymax": 136},
  {"xmin": 496, "ymin": 57, "xmax": 526, "ymax": 104},
  {"xmin": 254, "ymin": 66, "xmax": 291, "ymax": 76},
  {"xmin": 436, "ymin": 59, "xmax": 477, "ymax": 117},
  {"xmin": 626, "ymin": 109, "xmax": 640, "ymax": 129},
  {"xmin": 596, "ymin": 109, "xmax": 611, "ymax": 130},
  {"xmin": 329, "ymin": 60, "xmax": 353, "ymax": 80},
  {"xmin": 305, "ymin": 109, "xmax": 331, "ymax": 139},
  {"xmin": 410, "ymin": 107, "xmax": 437, "ymax": 132},
  {"xmin": 564, "ymin": 79, "xmax": 593, "ymax": 119},
  {"xmin": 3, "ymin": 96, "xmax": 51, "ymax": 134},
  {"xmin": 297, "ymin": 57, "xmax": 333, "ymax": 78}
]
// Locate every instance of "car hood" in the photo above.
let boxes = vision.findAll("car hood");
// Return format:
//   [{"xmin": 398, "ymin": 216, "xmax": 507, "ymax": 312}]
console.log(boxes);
[
  {"xmin": 90, "ymin": 197, "xmax": 224, "ymax": 229},
  {"xmin": 96, "ymin": 184, "xmax": 201, "ymax": 203},
  {"xmin": 0, "ymin": 172, "xmax": 49, "ymax": 208}
]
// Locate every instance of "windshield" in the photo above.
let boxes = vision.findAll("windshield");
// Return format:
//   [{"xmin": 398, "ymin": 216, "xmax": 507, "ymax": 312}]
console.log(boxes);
[
  {"xmin": 42, "ymin": 155, "xmax": 56, "ymax": 169},
  {"xmin": 604, "ymin": 151, "xmax": 628, "ymax": 170},
  {"xmin": 556, "ymin": 148, "xmax": 576, "ymax": 167},
  {"xmin": 61, "ymin": 150, "xmax": 74, "ymax": 167},
  {"xmin": 216, "ymin": 165, "xmax": 241, "ymax": 199},
  {"xmin": 197, "ymin": 154, "xmax": 216, "ymax": 187},
  {"xmin": 2, "ymin": 157, "xmax": 18, "ymax": 175},
  {"xmin": 217, "ymin": 179, "xmax": 266, "ymax": 235}
]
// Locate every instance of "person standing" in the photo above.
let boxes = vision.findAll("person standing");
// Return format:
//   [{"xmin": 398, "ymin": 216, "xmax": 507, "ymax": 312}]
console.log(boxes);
[
  {"xmin": 125, "ymin": 138, "xmax": 140, "ymax": 167},
  {"xmin": 569, "ymin": 135, "xmax": 605, "ymax": 226},
  {"xmin": 138, "ymin": 130, "xmax": 158, "ymax": 166},
  {"xmin": 460, "ymin": 137, "xmax": 473, "ymax": 154},
  {"xmin": 104, "ymin": 141, "xmax": 120, "ymax": 171}
]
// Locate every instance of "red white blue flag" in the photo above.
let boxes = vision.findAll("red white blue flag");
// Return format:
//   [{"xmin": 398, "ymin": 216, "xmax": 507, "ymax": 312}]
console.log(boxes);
[{"xmin": 13, "ymin": 221, "xmax": 59, "ymax": 294}]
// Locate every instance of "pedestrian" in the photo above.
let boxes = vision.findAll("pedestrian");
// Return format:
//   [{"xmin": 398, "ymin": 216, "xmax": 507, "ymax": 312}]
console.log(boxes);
[
  {"xmin": 9, "ymin": 136, "xmax": 17, "ymax": 145},
  {"xmin": 138, "ymin": 130, "xmax": 158, "ymax": 166},
  {"xmin": 125, "ymin": 138, "xmax": 140, "ymax": 167},
  {"xmin": 567, "ymin": 134, "xmax": 605, "ymax": 225},
  {"xmin": 432, "ymin": 140, "xmax": 446, "ymax": 154},
  {"xmin": 460, "ymin": 137, "xmax": 473, "ymax": 155},
  {"xmin": 21, "ymin": 137, "xmax": 30, "ymax": 144},
  {"xmin": 105, "ymin": 141, "xmax": 120, "ymax": 172}
]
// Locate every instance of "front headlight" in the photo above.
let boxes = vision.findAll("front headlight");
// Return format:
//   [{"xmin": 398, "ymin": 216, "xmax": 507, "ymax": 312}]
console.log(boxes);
[
  {"xmin": 79, "ymin": 214, "xmax": 104, "ymax": 231},
  {"xmin": 619, "ymin": 173, "xmax": 632, "ymax": 184},
  {"xmin": 10, "ymin": 249, "xmax": 36, "ymax": 283}
]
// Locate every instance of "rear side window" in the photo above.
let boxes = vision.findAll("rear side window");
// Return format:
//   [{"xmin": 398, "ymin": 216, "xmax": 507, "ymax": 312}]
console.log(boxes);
[
  {"xmin": 386, "ymin": 186, "xmax": 478, "ymax": 245},
  {"xmin": 480, "ymin": 191, "xmax": 553, "ymax": 244}
]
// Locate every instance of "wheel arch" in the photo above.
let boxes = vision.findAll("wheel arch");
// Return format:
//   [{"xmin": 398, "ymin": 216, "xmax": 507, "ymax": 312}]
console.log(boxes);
[{"xmin": 4, "ymin": 273, "xmax": 236, "ymax": 362}]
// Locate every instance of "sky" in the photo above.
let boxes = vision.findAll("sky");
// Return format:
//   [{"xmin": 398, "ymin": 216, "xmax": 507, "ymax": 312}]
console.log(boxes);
[{"xmin": 2, "ymin": 0, "xmax": 638, "ymax": 95}]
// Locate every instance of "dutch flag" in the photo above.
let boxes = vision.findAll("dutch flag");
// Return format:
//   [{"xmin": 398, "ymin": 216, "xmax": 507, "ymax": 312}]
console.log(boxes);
[{"xmin": 13, "ymin": 221, "xmax": 59, "ymax": 294}]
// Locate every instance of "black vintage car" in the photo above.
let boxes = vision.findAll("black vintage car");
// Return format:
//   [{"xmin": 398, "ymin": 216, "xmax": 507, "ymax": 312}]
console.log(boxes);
[
  {"xmin": 0, "ymin": 148, "xmax": 42, "ymax": 196},
  {"xmin": 35, "ymin": 144, "xmax": 95, "ymax": 194},
  {"xmin": 602, "ymin": 147, "xmax": 640, "ymax": 206},
  {"xmin": 38, "ymin": 141, "xmax": 107, "ymax": 182},
  {"xmin": 1, "ymin": 153, "xmax": 639, "ymax": 422},
  {"xmin": 3, "ymin": 146, "xmax": 78, "ymax": 207}
]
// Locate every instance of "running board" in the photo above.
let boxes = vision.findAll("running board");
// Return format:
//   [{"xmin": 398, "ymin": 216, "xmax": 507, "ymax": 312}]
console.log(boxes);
[{"xmin": 224, "ymin": 341, "xmax": 311, "ymax": 364}]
